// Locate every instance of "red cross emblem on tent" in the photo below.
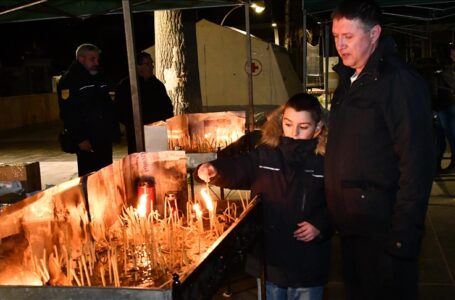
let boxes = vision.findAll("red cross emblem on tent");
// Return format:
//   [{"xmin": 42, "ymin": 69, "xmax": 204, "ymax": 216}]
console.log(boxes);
[{"xmin": 245, "ymin": 59, "xmax": 262, "ymax": 76}]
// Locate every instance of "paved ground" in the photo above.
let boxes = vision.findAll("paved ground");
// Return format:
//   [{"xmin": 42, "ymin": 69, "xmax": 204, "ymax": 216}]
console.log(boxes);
[
  {"xmin": 0, "ymin": 120, "xmax": 127, "ymax": 187},
  {"xmin": 1, "ymin": 121, "xmax": 455, "ymax": 299}
]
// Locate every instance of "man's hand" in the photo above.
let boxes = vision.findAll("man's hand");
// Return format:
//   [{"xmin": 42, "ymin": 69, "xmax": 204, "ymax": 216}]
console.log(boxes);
[{"xmin": 293, "ymin": 221, "xmax": 320, "ymax": 242}]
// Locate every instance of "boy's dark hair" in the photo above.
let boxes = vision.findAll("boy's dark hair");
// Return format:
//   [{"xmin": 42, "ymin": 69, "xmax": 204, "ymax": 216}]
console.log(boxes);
[
  {"xmin": 284, "ymin": 93, "xmax": 323, "ymax": 124},
  {"xmin": 260, "ymin": 92, "xmax": 327, "ymax": 153},
  {"xmin": 331, "ymin": 0, "xmax": 382, "ymax": 30}
]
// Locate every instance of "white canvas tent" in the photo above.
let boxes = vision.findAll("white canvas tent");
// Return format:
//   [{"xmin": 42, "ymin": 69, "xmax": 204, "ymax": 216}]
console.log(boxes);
[{"xmin": 147, "ymin": 19, "xmax": 302, "ymax": 112}]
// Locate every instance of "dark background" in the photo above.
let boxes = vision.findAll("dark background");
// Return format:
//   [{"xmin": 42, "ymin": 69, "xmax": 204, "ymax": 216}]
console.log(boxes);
[
  {"xmin": 0, "ymin": 5, "xmax": 285, "ymax": 96},
  {"xmin": 1, "ymin": 1, "xmax": 454, "ymax": 97}
]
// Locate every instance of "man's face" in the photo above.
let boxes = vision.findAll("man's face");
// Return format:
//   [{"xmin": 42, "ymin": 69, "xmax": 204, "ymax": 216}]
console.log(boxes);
[
  {"xmin": 137, "ymin": 57, "xmax": 154, "ymax": 80},
  {"xmin": 332, "ymin": 17, "xmax": 381, "ymax": 74},
  {"xmin": 78, "ymin": 51, "xmax": 99, "ymax": 75}
]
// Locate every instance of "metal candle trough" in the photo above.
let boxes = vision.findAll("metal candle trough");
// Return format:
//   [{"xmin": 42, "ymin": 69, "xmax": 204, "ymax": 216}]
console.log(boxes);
[{"xmin": 0, "ymin": 152, "xmax": 261, "ymax": 300}]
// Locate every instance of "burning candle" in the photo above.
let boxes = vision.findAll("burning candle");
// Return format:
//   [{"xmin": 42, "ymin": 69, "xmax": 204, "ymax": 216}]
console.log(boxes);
[
  {"xmin": 136, "ymin": 180, "xmax": 156, "ymax": 218},
  {"xmin": 137, "ymin": 193, "xmax": 148, "ymax": 218},
  {"xmin": 200, "ymin": 188, "xmax": 215, "ymax": 231},
  {"xmin": 192, "ymin": 203, "xmax": 203, "ymax": 232},
  {"xmin": 200, "ymin": 188, "xmax": 214, "ymax": 212}
]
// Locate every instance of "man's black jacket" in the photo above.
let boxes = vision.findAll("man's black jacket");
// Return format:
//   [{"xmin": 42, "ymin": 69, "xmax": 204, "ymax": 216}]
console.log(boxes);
[{"xmin": 325, "ymin": 37, "xmax": 434, "ymax": 259}]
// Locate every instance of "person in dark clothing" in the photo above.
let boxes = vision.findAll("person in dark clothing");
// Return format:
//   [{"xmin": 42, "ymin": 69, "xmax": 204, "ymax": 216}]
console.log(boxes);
[
  {"xmin": 435, "ymin": 43, "xmax": 455, "ymax": 173},
  {"xmin": 115, "ymin": 52, "xmax": 174, "ymax": 154},
  {"xmin": 326, "ymin": 1, "xmax": 434, "ymax": 299},
  {"xmin": 57, "ymin": 43, "xmax": 119, "ymax": 177},
  {"xmin": 196, "ymin": 93, "xmax": 332, "ymax": 300},
  {"xmin": 413, "ymin": 58, "xmax": 445, "ymax": 175}
]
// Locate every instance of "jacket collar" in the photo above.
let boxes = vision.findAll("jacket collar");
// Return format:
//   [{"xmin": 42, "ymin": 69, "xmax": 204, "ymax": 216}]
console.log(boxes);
[
  {"xmin": 333, "ymin": 36, "xmax": 397, "ymax": 81},
  {"xmin": 69, "ymin": 60, "xmax": 89, "ymax": 75},
  {"xmin": 279, "ymin": 136, "xmax": 317, "ymax": 159},
  {"xmin": 68, "ymin": 60, "xmax": 102, "ymax": 80}
]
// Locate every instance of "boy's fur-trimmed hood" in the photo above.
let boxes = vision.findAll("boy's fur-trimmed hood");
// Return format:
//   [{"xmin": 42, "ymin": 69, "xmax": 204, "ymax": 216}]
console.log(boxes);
[{"xmin": 259, "ymin": 105, "xmax": 327, "ymax": 156}]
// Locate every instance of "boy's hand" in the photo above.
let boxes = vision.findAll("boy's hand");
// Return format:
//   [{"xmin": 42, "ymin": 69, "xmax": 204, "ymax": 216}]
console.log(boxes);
[{"xmin": 197, "ymin": 163, "xmax": 217, "ymax": 183}]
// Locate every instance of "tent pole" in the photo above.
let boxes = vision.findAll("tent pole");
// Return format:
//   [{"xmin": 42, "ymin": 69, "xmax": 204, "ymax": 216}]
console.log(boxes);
[
  {"xmin": 302, "ymin": 0, "xmax": 307, "ymax": 92},
  {"xmin": 245, "ymin": 1, "xmax": 254, "ymax": 134},
  {"xmin": 324, "ymin": 21, "xmax": 330, "ymax": 110},
  {"xmin": 122, "ymin": 0, "xmax": 144, "ymax": 152}
]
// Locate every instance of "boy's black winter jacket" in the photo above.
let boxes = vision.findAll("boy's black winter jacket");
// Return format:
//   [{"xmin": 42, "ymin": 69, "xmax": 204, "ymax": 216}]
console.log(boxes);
[{"xmin": 201, "ymin": 137, "xmax": 332, "ymax": 288}]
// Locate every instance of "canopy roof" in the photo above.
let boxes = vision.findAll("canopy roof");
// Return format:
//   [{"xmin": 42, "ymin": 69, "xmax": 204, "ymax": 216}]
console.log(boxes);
[
  {"xmin": 2, "ymin": 1, "xmax": 455, "ymax": 25},
  {"xmin": 304, "ymin": 0, "xmax": 455, "ymax": 23},
  {"xmin": 0, "ymin": 0, "xmax": 240, "ymax": 23}
]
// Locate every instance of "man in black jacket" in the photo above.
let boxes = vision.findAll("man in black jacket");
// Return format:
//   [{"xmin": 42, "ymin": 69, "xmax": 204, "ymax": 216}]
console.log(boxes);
[
  {"xmin": 57, "ymin": 43, "xmax": 119, "ymax": 176},
  {"xmin": 435, "ymin": 43, "xmax": 455, "ymax": 173},
  {"xmin": 325, "ymin": 1, "xmax": 434, "ymax": 299},
  {"xmin": 114, "ymin": 52, "xmax": 173, "ymax": 154}
]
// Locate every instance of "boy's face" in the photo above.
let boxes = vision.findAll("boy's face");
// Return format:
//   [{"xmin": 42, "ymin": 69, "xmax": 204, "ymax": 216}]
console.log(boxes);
[{"xmin": 282, "ymin": 107, "xmax": 320, "ymax": 140}]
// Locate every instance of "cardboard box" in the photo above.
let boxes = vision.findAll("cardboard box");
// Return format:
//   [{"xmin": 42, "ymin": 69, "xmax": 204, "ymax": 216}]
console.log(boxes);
[
  {"xmin": 0, "ymin": 162, "xmax": 41, "ymax": 192},
  {"xmin": 166, "ymin": 111, "xmax": 246, "ymax": 152},
  {"xmin": 144, "ymin": 122, "xmax": 169, "ymax": 152}
]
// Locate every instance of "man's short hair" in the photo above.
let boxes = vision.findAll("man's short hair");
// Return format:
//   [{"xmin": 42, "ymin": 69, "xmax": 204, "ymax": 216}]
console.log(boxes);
[
  {"xmin": 136, "ymin": 52, "xmax": 153, "ymax": 65},
  {"xmin": 75, "ymin": 43, "xmax": 101, "ymax": 58},
  {"xmin": 331, "ymin": 0, "xmax": 382, "ymax": 30}
]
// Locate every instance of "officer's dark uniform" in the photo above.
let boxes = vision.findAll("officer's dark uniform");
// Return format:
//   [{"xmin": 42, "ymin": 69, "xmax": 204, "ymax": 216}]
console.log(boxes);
[{"xmin": 57, "ymin": 61, "xmax": 119, "ymax": 176}]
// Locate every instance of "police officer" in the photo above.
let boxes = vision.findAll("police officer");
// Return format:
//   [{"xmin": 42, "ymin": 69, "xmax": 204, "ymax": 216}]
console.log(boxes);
[{"xmin": 57, "ymin": 43, "xmax": 119, "ymax": 176}]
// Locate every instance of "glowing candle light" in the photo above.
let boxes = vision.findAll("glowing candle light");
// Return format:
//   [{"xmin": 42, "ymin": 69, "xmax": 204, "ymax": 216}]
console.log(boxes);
[
  {"xmin": 200, "ymin": 188, "xmax": 215, "ymax": 231},
  {"xmin": 136, "ymin": 180, "xmax": 156, "ymax": 218},
  {"xmin": 192, "ymin": 203, "xmax": 203, "ymax": 232},
  {"xmin": 137, "ymin": 193, "xmax": 148, "ymax": 218},
  {"xmin": 200, "ymin": 188, "xmax": 214, "ymax": 212}
]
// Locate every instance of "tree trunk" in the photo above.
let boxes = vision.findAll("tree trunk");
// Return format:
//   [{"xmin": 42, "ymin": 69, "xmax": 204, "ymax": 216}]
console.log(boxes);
[{"xmin": 154, "ymin": 10, "xmax": 202, "ymax": 115}]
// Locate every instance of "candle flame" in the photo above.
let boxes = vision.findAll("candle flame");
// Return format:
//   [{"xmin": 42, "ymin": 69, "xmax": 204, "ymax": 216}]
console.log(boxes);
[
  {"xmin": 200, "ymin": 188, "xmax": 214, "ymax": 212},
  {"xmin": 137, "ymin": 193, "xmax": 148, "ymax": 218},
  {"xmin": 193, "ymin": 203, "xmax": 202, "ymax": 218}
]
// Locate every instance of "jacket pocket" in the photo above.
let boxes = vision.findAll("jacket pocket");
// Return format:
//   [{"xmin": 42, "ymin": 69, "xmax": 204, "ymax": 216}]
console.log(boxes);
[{"xmin": 341, "ymin": 181, "xmax": 393, "ymax": 233}]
